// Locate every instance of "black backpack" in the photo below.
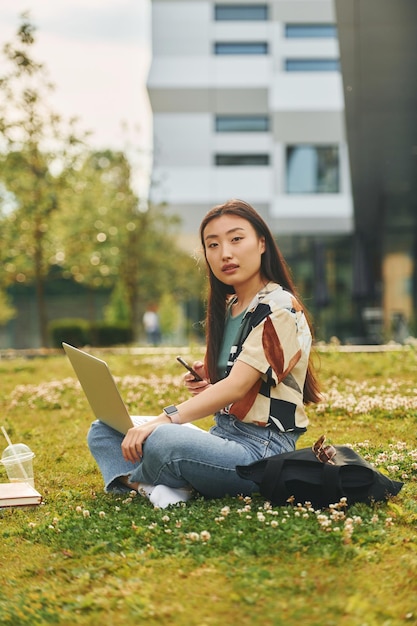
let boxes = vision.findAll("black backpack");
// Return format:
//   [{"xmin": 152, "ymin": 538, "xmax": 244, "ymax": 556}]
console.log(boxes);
[{"xmin": 236, "ymin": 437, "xmax": 403, "ymax": 508}]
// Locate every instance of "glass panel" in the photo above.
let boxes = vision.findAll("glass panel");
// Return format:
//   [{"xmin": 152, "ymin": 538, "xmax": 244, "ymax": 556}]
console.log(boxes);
[
  {"xmin": 279, "ymin": 234, "xmax": 354, "ymax": 342},
  {"xmin": 215, "ymin": 5, "xmax": 268, "ymax": 21},
  {"xmin": 285, "ymin": 24, "xmax": 337, "ymax": 38},
  {"xmin": 285, "ymin": 59, "xmax": 340, "ymax": 71},
  {"xmin": 215, "ymin": 116, "xmax": 269, "ymax": 132},
  {"xmin": 214, "ymin": 42, "xmax": 268, "ymax": 55},
  {"xmin": 215, "ymin": 154, "xmax": 270, "ymax": 166},
  {"xmin": 286, "ymin": 145, "xmax": 339, "ymax": 193}
]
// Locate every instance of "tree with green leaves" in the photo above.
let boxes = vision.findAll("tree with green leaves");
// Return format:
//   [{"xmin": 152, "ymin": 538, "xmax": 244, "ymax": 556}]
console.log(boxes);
[
  {"xmin": 0, "ymin": 14, "xmax": 206, "ymax": 348},
  {"xmin": 58, "ymin": 149, "xmax": 206, "ymax": 339},
  {"xmin": 0, "ymin": 13, "xmax": 87, "ymax": 345}
]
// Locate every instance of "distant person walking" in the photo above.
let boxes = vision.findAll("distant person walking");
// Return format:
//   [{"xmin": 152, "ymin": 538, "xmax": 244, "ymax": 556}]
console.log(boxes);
[{"xmin": 143, "ymin": 306, "xmax": 161, "ymax": 346}]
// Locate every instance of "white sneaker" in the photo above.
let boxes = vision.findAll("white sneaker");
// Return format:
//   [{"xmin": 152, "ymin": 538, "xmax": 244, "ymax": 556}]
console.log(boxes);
[{"xmin": 149, "ymin": 484, "xmax": 193, "ymax": 508}]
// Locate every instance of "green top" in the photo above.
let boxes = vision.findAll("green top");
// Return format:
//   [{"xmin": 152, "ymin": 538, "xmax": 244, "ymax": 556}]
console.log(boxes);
[{"xmin": 217, "ymin": 305, "xmax": 247, "ymax": 378}]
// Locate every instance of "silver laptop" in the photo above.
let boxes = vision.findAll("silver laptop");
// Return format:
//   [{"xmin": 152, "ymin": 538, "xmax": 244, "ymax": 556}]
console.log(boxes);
[{"xmin": 62, "ymin": 342, "xmax": 135, "ymax": 434}]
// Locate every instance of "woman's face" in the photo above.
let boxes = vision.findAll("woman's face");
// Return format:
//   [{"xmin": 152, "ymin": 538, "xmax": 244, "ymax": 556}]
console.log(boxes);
[{"xmin": 203, "ymin": 214, "xmax": 265, "ymax": 290}]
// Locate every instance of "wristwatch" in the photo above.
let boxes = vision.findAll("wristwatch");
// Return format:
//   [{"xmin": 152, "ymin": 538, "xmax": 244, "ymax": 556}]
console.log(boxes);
[{"xmin": 163, "ymin": 405, "xmax": 181, "ymax": 424}]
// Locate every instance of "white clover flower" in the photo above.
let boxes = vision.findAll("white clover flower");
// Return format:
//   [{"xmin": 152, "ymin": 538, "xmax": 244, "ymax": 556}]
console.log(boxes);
[
  {"xmin": 75, "ymin": 506, "xmax": 83, "ymax": 514},
  {"xmin": 257, "ymin": 512, "xmax": 266, "ymax": 522},
  {"xmin": 99, "ymin": 511, "xmax": 106, "ymax": 518},
  {"xmin": 343, "ymin": 526, "xmax": 354, "ymax": 543},
  {"xmin": 318, "ymin": 517, "xmax": 331, "ymax": 529},
  {"xmin": 270, "ymin": 520, "xmax": 279, "ymax": 528},
  {"xmin": 83, "ymin": 509, "xmax": 90, "ymax": 518},
  {"xmin": 390, "ymin": 452, "xmax": 402, "ymax": 462},
  {"xmin": 162, "ymin": 515, "xmax": 170, "ymax": 523},
  {"xmin": 220, "ymin": 506, "xmax": 231, "ymax": 516},
  {"xmin": 187, "ymin": 532, "xmax": 200, "ymax": 542},
  {"xmin": 200, "ymin": 531, "xmax": 211, "ymax": 542}
]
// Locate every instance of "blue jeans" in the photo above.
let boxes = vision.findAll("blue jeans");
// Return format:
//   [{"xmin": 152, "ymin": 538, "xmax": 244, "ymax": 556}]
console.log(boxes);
[{"xmin": 87, "ymin": 413, "xmax": 300, "ymax": 499}]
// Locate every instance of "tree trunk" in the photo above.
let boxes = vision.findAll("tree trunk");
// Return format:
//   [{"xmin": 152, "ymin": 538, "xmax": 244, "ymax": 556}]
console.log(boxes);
[{"xmin": 34, "ymin": 225, "xmax": 49, "ymax": 347}]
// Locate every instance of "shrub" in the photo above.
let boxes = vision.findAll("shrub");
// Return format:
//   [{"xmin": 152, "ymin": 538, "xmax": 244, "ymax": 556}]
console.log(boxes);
[
  {"xmin": 90, "ymin": 321, "xmax": 133, "ymax": 346},
  {"xmin": 49, "ymin": 318, "xmax": 133, "ymax": 347},
  {"xmin": 49, "ymin": 318, "xmax": 90, "ymax": 348}
]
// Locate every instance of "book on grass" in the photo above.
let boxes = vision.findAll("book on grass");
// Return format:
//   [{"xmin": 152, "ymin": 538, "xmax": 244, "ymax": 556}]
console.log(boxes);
[{"xmin": 0, "ymin": 482, "xmax": 42, "ymax": 507}]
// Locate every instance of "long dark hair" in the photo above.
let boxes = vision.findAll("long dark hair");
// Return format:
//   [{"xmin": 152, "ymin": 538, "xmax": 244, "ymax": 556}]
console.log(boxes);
[{"xmin": 199, "ymin": 199, "xmax": 321, "ymax": 404}]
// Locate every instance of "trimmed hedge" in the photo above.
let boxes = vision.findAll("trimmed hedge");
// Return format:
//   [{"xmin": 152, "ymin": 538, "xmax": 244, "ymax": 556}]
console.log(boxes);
[
  {"xmin": 90, "ymin": 321, "xmax": 133, "ymax": 347},
  {"xmin": 49, "ymin": 318, "xmax": 133, "ymax": 348}
]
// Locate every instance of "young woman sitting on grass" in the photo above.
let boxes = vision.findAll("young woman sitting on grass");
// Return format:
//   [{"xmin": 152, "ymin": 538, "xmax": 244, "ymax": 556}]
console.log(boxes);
[{"xmin": 87, "ymin": 199, "xmax": 321, "ymax": 508}]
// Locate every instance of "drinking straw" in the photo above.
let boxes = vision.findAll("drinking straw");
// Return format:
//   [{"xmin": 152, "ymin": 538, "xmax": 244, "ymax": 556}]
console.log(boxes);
[{"xmin": 1, "ymin": 426, "xmax": 29, "ymax": 481}]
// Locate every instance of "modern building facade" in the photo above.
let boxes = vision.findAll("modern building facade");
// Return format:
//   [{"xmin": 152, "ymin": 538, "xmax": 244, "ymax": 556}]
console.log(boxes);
[
  {"xmin": 335, "ymin": 0, "xmax": 417, "ymax": 342},
  {"xmin": 147, "ymin": 0, "xmax": 356, "ymax": 341}
]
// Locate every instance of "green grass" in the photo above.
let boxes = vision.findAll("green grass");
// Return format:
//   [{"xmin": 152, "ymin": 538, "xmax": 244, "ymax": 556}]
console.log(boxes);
[{"xmin": 1, "ymin": 347, "xmax": 417, "ymax": 625}]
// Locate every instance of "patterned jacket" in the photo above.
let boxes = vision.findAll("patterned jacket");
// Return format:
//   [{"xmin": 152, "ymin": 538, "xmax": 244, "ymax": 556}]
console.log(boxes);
[{"xmin": 222, "ymin": 282, "xmax": 311, "ymax": 432}]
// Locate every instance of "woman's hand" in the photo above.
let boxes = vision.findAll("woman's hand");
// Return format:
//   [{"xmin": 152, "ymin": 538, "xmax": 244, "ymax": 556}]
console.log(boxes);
[
  {"xmin": 121, "ymin": 416, "xmax": 168, "ymax": 463},
  {"xmin": 184, "ymin": 361, "xmax": 211, "ymax": 396}
]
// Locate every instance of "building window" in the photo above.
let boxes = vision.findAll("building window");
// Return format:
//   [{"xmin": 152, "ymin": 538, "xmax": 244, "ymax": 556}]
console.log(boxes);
[
  {"xmin": 215, "ymin": 154, "xmax": 270, "ymax": 166},
  {"xmin": 214, "ymin": 42, "xmax": 268, "ymax": 55},
  {"xmin": 215, "ymin": 115, "xmax": 269, "ymax": 132},
  {"xmin": 215, "ymin": 4, "xmax": 268, "ymax": 21},
  {"xmin": 285, "ymin": 24, "xmax": 337, "ymax": 38},
  {"xmin": 286, "ymin": 145, "xmax": 339, "ymax": 193},
  {"xmin": 285, "ymin": 59, "xmax": 340, "ymax": 72}
]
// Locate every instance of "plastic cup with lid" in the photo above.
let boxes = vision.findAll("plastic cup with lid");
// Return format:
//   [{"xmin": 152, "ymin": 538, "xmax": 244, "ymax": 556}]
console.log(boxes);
[{"xmin": 1, "ymin": 443, "xmax": 35, "ymax": 488}]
